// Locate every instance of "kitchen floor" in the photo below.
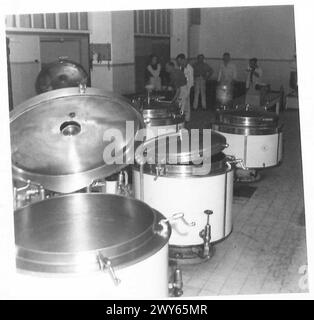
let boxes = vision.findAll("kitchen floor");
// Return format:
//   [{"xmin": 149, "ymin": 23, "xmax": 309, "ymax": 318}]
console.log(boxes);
[{"xmin": 180, "ymin": 108, "xmax": 308, "ymax": 297}]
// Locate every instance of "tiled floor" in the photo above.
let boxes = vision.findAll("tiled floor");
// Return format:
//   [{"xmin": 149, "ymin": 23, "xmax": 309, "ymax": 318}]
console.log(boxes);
[{"xmin": 181, "ymin": 109, "xmax": 308, "ymax": 297}]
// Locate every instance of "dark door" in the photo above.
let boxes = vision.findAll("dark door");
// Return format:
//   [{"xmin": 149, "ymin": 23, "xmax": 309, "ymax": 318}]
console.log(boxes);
[
  {"xmin": 134, "ymin": 36, "xmax": 170, "ymax": 93},
  {"xmin": 39, "ymin": 33, "xmax": 90, "ymax": 82}
]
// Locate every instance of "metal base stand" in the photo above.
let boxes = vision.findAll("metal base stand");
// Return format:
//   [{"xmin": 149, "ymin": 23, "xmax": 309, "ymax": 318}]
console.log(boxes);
[
  {"xmin": 235, "ymin": 168, "xmax": 261, "ymax": 183},
  {"xmin": 169, "ymin": 245, "xmax": 215, "ymax": 265},
  {"xmin": 168, "ymin": 260, "xmax": 184, "ymax": 297}
]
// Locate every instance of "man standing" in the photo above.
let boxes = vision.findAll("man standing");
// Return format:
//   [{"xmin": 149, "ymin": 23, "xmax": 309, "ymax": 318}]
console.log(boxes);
[
  {"xmin": 145, "ymin": 54, "xmax": 162, "ymax": 91},
  {"xmin": 176, "ymin": 54, "xmax": 193, "ymax": 121},
  {"xmin": 192, "ymin": 54, "xmax": 213, "ymax": 110},
  {"xmin": 165, "ymin": 61, "xmax": 189, "ymax": 122},
  {"xmin": 245, "ymin": 57, "xmax": 264, "ymax": 106},
  {"xmin": 245, "ymin": 57, "xmax": 263, "ymax": 90},
  {"xmin": 217, "ymin": 52, "xmax": 237, "ymax": 85}
]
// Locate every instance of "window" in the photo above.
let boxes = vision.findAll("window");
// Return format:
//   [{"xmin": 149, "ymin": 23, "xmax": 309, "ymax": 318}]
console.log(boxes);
[
  {"xmin": 5, "ymin": 13, "xmax": 88, "ymax": 31},
  {"xmin": 134, "ymin": 9, "xmax": 171, "ymax": 36}
]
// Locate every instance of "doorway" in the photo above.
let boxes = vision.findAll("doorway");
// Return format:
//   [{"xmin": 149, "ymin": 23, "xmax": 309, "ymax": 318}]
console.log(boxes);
[
  {"xmin": 134, "ymin": 36, "xmax": 170, "ymax": 93},
  {"xmin": 40, "ymin": 33, "xmax": 90, "ymax": 81}
]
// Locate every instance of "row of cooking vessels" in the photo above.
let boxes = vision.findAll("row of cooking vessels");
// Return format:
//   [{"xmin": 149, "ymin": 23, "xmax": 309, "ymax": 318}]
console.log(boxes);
[{"xmin": 9, "ymin": 59, "xmax": 283, "ymax": 299}]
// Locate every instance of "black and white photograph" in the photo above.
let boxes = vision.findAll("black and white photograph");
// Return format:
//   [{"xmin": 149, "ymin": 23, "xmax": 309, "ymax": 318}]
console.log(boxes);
[{"xmin": 0, "ymin": 0, "xmax": 313, "ymax": 301}]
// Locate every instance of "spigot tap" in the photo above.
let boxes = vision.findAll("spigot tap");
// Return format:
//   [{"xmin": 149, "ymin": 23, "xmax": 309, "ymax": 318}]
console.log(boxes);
[{"xmin": 199, "ymin": 209, "xmax": 214, "ymax": 259}]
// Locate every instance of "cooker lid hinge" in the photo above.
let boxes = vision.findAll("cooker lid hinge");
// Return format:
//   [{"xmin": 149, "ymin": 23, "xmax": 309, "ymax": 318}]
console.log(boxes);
[{"xmin": 97, "ymin": 253, "xmax": 121, "ymax": 286}]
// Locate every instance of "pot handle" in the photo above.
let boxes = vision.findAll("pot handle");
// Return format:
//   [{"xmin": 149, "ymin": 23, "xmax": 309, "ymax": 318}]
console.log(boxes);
[
  {"xmin": 97, "ymin": 253, "xmax": 121, "ymax": 286},
  {"xmin": 165, "ymin": 212, "xmax": 196, "ymax": 226},
  {"xmin": 226, "ymin": 155, "xmax": 247, "ymax": 170},
  {"xmin": 156, "ymin": 212, "xmax": 195, "ymax": 238}
]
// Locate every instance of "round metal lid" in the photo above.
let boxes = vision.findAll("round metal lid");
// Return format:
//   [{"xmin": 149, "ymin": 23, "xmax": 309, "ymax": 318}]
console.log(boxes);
[
  {"xmin": 35, "ymin": 59, "xmax": 88, "ymax": 94},
  {"xmin": 10, "ymin": 87, "xmax": 144, "ymax": 193},
  {"xmin": 14, "ymin": 193, "xmax": 170, "ymax": 274},
  {"xmin": 211, "ymin": 123, "xmax": 281, "ymax": 135},
  {"xmin": 129, "ymin": 93, "xmax": 180, "ymax": 119},
  {"xmin": 135, "ymin": 129, "xmax": 228, "ymax": 165},
  {"xmin": 136, "ymin": 152, "xmax": 228, "ymax": 177},
  {"xmin": 145, "ymin": 116, "xmax": 185, "ymax": 127},
  {"xmin": 142, "ymin": 101, "xmax": 176, "ymax": 119},
  {"xmin": 216, "ymin": 109, "xmax": 279, "ymax": 127}
]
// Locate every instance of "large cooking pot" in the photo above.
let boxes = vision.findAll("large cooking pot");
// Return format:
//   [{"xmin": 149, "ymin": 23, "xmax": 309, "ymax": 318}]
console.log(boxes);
[
  {"xmin": 10, "ymin": 87, "xmax": 144, "ymax": 194},
  {"xmin": 131, "ymin": 93, "xmax": 185, "ymax": 139},
  {"xmin": 212, "ymin": 109, "xmax": 283, "ymax": 168},
  {"xmin": 216, "ymin": 82, "xmax": 233, "ymax": 106},
  {"xmin": 13, "ymin": 193, "xmax": 171, "ymax": 299},
  {"xmin": 35, "ymin": 58, "xmax": 88, "ymax": 94},
  {"xmin": 214, "ymin": 109, "xmax": 279, "ymax": 134},
  {"xmin": 132, "ymin": 130, "xmax": 233, "ymax": 262},
  {"xmin": 143, "ymin": 101, "xmax": 183, "ymax": 123}
]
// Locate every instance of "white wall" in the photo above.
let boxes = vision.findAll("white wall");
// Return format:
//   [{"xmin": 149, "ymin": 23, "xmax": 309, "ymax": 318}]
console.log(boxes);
[
  {"xmin": 90, "ymin": 63, "xmax": 113, "ymax": 91},
  {"xmin": 199, "ymin": 6, "xmax": 295, "ymax": 60},
  {"xmin": 88, "ymin": 12, "xmax": 114, "ymax": 92},
  {"xmin": 170, "ymin": 9, "xmax": 189, "ymax": 59},
  {"xmin": 189, "ymin": 25, "xmax": 200, "ymax": 59},
  {"xmin": 111, "ymin": 11, "xmax": 135, "ymax": 94},
  {"xmin": 192, "ymin": 5, "xmax": 296, "ymax": 91},
  {"xmin": 88, "ymin": 12, "xmax": 112, "ymax": 44},
  {"xmin": 111, "ymin": 11, "xmax": 134, "ymax": 65},
  {"xmin": 88, "ymin": 10, "xmax": 135, "ymax": 94}
]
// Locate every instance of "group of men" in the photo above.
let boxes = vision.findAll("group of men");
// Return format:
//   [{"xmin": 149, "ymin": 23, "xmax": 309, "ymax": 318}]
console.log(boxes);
[{"xmin": 165, "ymin": 52, "xmax": 263, "ymax": 123}]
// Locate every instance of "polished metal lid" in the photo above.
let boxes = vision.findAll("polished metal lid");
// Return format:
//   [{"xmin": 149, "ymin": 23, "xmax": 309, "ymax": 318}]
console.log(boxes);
[
  {"xmin": 131, "ymin": 95, "xmax": 184, "ymax": 126},
  {"xmin": 15, "ymin": 193, "xmax": 170, "ymax": 274},
  {"xmin": 136, "ymin": 152, "xmax": 229, "ymax": 177},
  {"xmin": 135, "ymin": 129, "xmax": 228, "ymax": 166},
  {"xmin": 142, "ymin": 101, "xmax": 180, "ymax": 119},
  {"xmin": 130, "ymin": 94, "xmax": 181, "ymax": 118},
  {"xmin": 35, "ymin": 59, "xmax": 88, "ymax": 94},
  {"xmin": 10, "ymin": 87, "xmax": 144, "ymax": 193},
  {"xmin": 143, "ymin": 101, "xmax": 184, "ymax": 126},
  {"xmin": 216, "ymin": 109, "xmax": 279, "ymax": 127}
]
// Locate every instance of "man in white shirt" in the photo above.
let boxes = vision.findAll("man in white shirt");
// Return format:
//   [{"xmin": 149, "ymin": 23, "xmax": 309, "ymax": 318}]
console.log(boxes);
[
  {"xmin": 217, "ymin": 52, "xmax": 237, "ymax": 84},
  {"xmin": 165, "ymin": 62, "xmax": 191, "ymax": 124},
  {"xmin": 192, "ymin": 54, "xmax": 213, "ymax": 110},
  {"xmin": 146, "ymin": 54, "xmax": 162, "ymax": 91},
  {"xmin": 176, "ymin": 53, "xmax": 194, "ymax": 122},
  {"xmin": 245, "ymin": 58, "xmax": 265, "ymax": 106},
  {"xmin": 245, "ymin": 58, "xmax": 263, "ymax": 89}
]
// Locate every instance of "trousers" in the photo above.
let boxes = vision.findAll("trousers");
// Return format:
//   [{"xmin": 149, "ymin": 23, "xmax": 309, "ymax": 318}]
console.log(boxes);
[
  {"xmin": 193, "ymin": 77, "xmax": 206, "ymax": 109},
  {"xmin": 178, "ymin": 85, "xmax": 190, "ymax": 122}
]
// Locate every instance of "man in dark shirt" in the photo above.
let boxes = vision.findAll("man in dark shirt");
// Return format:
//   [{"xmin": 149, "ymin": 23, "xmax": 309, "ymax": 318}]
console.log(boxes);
[
  {"xmin": 165, "ymin": 61, "xmax": 190, "ymax": 122},
  {"xmin": 193, "ymin": 54, "xmax": 213, "ymax": 110}
]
